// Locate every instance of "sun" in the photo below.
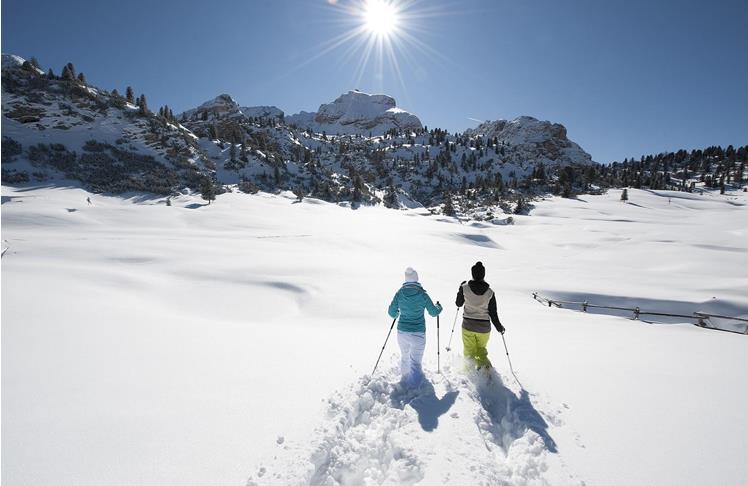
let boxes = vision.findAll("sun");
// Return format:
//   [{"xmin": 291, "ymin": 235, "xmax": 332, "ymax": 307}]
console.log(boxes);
[
  {"xmin": 364, "ymin": 0, "xmax": 399, "ymax": 37},
  {"xmin": 295, "ymin": 0, "xmax": 446, "ymax": 92}
]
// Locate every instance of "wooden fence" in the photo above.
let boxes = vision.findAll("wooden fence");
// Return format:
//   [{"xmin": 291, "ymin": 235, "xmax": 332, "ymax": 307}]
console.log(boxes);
[{"xmin": 532, "ymin": 292, "xmax": 748, "ymax": 335}]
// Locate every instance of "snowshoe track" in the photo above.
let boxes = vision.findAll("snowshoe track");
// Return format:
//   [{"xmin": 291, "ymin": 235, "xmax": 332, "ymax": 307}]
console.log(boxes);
[{"xmin": 249, "ymin": 360, "xmax": 570, "ymax": 486}]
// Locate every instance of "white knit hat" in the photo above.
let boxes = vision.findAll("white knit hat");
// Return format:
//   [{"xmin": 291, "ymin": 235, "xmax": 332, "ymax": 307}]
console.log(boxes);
[{"xmin": 404, "ymin": 267, "xmax": 419, "ymax": 283}]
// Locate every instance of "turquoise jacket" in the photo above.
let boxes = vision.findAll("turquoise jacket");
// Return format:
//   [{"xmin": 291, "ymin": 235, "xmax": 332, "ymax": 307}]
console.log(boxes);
[{"xmin": 388, "ymin": 282, "xmax": 443, "ymax": 332}]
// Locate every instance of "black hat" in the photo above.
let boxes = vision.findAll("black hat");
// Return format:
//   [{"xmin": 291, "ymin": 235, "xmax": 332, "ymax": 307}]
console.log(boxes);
[{"xmin": 471, "ymin": 261, "xmax": 485, "ymax": 281}]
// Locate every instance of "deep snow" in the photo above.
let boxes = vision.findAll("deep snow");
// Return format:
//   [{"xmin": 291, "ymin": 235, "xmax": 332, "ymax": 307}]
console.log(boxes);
[{"xmin": 2, "ymin": 185, "xmax": 747, "ymax": 486}]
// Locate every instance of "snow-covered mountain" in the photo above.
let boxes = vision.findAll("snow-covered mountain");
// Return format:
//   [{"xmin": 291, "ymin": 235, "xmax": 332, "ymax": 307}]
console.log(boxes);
[
  {"xmin": 180, "ymin": 94, "xmax": 245, "ymax": 121},
  {"xmin": 3, "ymin": 53, "xmax": 601, "ymax": 217},
  {"xmin": 286, "ymin": 90, "xmax": 422, "ymax": 135},
  {"xmin": 178, "ymin": 94, "xmax": 284, "ymax": 122},
  {"xmin": 240, "ymin": 105, "xmax": 284, "ymax": 120},
  {"xmin": 466, "ymin": 116, "xmax": 593, "ymax": 166}
]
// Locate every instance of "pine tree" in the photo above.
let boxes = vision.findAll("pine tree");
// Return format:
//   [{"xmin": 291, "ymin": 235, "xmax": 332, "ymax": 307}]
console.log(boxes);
[
  {"xmin": 138, "ymin": 94, "xmax": 148, "ymax": 115},
  {"xmin": 726, "ymin": 144, "xmax": 736, "ymax": 162},
  {"xmin": 125, "ymin": 86, "xmax": 134, "ymax": 103},
  {"xmin": 61, "ymin": 64, "xmax": 74, "ymax": 81},
  {"xmin": 29, "ymin": 57, "xmax": 41, "ymax": 69},
  {"xmin": 200, "ymin": 178, "xmax": 216, "ymax": 204},
  {"xmin": 352, "ymin": 175, "xmax": 364, "ymax": 202},
  {"xmin": 383, "ymin": 185, "xmax": 398, "ymax": 208},
  {"xmin": 65, "ymin": 62, "xmax": 76, "ymax": 79},
  {"xmin": 240, "ymin": 142, "xmax": 248, "ymax": 162},
  {"xmin": 46, "ymin": 68, "xmax": 55, "ymax": 79},
  {"xmin": 442, "ymin": 192, "xmax": 456, "ymax": 216},
  {"xmin": 229, "ymin": 143, "xmax": 237, "ymax": 162},
  {"xmin": 535, "ymin": 164, "xmax": 546, "ymax": 181},
  {"xmin": 77, "ymin": 72, "xmax": 86, "ymax": 84}
]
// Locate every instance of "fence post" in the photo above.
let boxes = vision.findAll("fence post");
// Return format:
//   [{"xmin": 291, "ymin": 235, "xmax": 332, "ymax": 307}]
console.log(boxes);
[{"xmin": 533, "ymin": 294, "xmax": 747, "ymax": 334}]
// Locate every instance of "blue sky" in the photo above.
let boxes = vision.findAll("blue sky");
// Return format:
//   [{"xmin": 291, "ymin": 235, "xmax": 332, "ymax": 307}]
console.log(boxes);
[{"xmin": 3, "ymin": 0, "xmax": 747, "ymax": 162}]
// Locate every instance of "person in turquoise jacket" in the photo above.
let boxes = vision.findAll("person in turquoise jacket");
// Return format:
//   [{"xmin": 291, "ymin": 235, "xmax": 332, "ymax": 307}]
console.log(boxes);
[{"xmin": 388, "ymin": 267, "xmax": 443, "ymax": 388}]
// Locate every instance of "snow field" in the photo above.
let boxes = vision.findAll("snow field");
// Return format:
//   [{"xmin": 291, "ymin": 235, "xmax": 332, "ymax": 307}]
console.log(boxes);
[{"xmin": 2, "ymin": 185, "xmax": 747, "ymax": 486}]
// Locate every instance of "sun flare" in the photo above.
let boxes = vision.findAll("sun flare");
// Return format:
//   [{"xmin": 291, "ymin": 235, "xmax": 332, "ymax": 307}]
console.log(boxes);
[
  {"xmin": 364, "ymin": 0, "xmax": 399, "ymax": 37},
  {"xmin": 303, "ymin": 0, "xmax": 446, "ymax": 91}
]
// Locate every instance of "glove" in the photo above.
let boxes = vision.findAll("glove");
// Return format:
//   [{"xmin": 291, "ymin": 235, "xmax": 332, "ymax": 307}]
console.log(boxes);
[{"xmin": 498, "ymin": 323, "xmax": 506, "ymax": 334}]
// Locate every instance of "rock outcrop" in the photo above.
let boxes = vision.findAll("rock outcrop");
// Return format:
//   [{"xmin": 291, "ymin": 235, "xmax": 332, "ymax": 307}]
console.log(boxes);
[{"xmin": 286, "ymin": 90, "xmax": 422, "ymax": 135}]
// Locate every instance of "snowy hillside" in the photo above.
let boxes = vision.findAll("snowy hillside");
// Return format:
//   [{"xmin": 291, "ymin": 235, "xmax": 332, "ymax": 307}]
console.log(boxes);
[
  {"xmin": 1, "ymin": 53, "xmax": 27, "ymax": 70},
  {"xmin": 1, "ymin": 54, "xmax": 212, "ymax": 193},
  {"xmin": 3, "ymin": 183, "xmax": 747, "ymax": 486},
  {"xmin": 286, "ymin": 90, "xmax": 422, "ymax": 136},
  {"xmin": 465, "ymin": 117, "xmax": 593, "ymax": 167},
  {"xmin": 3, "ymin": 53, "xmax": 607, "ymax": 216}
]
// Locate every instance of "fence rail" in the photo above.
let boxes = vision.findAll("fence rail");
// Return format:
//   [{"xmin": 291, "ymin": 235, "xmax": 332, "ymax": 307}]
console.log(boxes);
[{"xmin": 532, "ymin": 292, "xmax": 748, "ymax": 335}]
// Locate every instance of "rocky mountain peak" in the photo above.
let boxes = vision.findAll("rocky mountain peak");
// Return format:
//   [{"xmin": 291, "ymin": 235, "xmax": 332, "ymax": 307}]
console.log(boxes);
[
  {"xmin": 465, "ymin": 116, "xmax": 593, "ymax": 165},
  {"xmin": 180, "ymin": 94, "xmax": 243, "ymax": 121},
  {"xmin": 286, "ymin": 89, "xmax": 422, "ymax": 135}
]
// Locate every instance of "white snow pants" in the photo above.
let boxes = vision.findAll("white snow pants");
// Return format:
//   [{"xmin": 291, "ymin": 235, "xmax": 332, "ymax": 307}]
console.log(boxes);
[{"xmin": 397, "ymin": 331, "xmax": 426, "ymax": 388}]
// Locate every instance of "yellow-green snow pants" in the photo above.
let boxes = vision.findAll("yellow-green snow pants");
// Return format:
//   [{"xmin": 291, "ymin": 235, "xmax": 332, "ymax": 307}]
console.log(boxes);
[{"xmin": 462, "ymin": 328, "xmax": 492, "ymax": 369}]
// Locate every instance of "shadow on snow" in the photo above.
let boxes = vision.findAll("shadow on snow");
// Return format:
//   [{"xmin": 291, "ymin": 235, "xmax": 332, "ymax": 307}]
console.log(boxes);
[
  {"xmin": 472, "ymin": 368, "xmax": 558, "ymax": 454},
  {"xmin": 390, "ymin": 380, "xmax": 459, "ymax": 432}
]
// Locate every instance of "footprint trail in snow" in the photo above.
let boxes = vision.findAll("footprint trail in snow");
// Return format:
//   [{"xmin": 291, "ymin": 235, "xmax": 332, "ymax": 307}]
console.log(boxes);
[{"xmin": 248, "ymin": 359, "xmax": 579, "ymax": 485}]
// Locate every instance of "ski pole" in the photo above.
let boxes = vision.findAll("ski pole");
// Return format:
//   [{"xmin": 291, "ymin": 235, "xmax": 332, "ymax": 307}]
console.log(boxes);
[
  {"xmin": 445, "ymin": 307, "xmax": 460, "ymax": 351},
  {"xmin": 501, "ymin": 332, "xmax": 523, "ymax": 389},
  {"xmin": 436, "ymin": 302, "xmax": 441, "ymax": 373},
  {"xmin": 371, "ymin": 317, "xmax": 397, "ymax": 378}
]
